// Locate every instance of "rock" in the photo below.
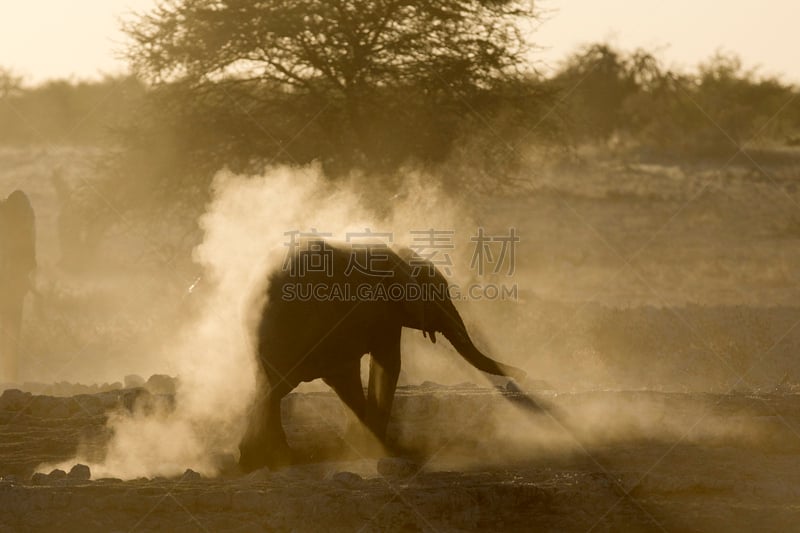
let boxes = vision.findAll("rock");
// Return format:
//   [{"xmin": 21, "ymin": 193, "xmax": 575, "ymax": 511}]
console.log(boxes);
[
  {"xmin": 182, "ymin": 469, "xmax": 201, "ymax": 481},
  {"xmin": 145, "ymin": 374, "xmax": 176, "ymax": 395},
  {"xmin": 0, "ymin": 389, "xmax": 31, "ymax": 411},
  {"xmin": 48, "ymin": 469, "xmax": 67, "ymax": 481},
  {"xmin": 68, "ymin": 464, "xmax": 91, "ymax": 481},
  {"xmin": 124, "ymin": 374, "xmax": 145, "ymax": 389},
  {"xmin": 332, "ymin": 471, "xmax": 363, "ymax": 488},
  {"xmin": 377, "ymin": 457, "xmax": 418, "ymax": 478},
  {"xmin": 30, "ymin": 472, "xmax": 48, "ymax": 485}
]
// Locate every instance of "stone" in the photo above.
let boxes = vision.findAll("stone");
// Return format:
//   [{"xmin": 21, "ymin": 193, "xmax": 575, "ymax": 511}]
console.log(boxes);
[
  {"xmin": 182, "ymin": 469, "xmax": 201, "ymax": 481},
  {"xmin": 0, "ymin": 389, "xmax": 31, "ymax": 411},
  {"xmin": 67, "ymin": 464, "xmax": 91, "ymax": 481},
  {"xmin": 47, "ymin": 469, "xmax": 67, "ymax": 481},
  {"xmin": 30, "ymin": 472, "xmax": 48, "ymax": 485},
  {"xmin": 145, "ymin": 374, "xmax": 176, "ymax": 395}
]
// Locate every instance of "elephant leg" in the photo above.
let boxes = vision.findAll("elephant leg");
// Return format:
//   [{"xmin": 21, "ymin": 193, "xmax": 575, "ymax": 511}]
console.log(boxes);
[
  {"xmin": 323, "ymin": 361, "xmax": 373, "ymax": 453},
  {"xmin": 239, "ymin": 378, "xmax": 292, "ymax": 472},
  {"xmin": 323, "ymin": 361, "xmax": 367, "ymax": 425},
  {"xmin": 366, "ymin": 328, "xmax": 402, "ymax": 442}
]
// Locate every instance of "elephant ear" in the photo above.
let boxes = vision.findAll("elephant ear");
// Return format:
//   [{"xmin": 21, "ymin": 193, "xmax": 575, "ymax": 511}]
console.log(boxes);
[{"xmin": 394, "ymin": 247, "xmax": 437, "ymax": 343}]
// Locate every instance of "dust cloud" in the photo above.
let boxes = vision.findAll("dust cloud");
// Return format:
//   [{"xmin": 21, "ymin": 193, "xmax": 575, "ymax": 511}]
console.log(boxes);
[
  {"xmin": 43, "ymin": 164, "xmax": 477, "ymax": 479},
  {"xmin": 38, "ymin": 162, "xmax": 772, "ymax": 480}
]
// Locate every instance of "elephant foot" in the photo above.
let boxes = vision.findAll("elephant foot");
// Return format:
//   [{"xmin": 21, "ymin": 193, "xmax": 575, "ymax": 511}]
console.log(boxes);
[
  {"xmin": 381, "ymin": 440, "xmax": 423, "ymax": 462},
  {"xmin": 239, "ymin": 436, "xmax": 294, "ymax": 473}
]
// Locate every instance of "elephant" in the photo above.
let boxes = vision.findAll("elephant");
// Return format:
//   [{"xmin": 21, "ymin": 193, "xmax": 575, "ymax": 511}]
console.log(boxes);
[
  {"xmin": 238, "ymin": 239, "xmax": 527, "ymax": 472},
  {"xmin": 0, "ymin": 190, "xmax": 36, "ymax": 383}
]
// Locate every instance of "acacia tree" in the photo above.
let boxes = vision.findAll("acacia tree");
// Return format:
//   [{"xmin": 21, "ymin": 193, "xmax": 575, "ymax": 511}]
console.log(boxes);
[{"xmin": 125, "ymin": 0, "xmax": 538, "ymax": 170}]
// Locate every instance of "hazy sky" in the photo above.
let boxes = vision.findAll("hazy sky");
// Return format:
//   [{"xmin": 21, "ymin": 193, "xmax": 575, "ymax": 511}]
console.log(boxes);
[{"xmin": 1, "ymin": 1, "xmax": 799, "ymax": 83}]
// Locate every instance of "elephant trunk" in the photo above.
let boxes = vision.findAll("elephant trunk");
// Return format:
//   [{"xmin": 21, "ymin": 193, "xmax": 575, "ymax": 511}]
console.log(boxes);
[{"xmin": 442, "ymin": 313, "xmax": 527, "ymax": 382}]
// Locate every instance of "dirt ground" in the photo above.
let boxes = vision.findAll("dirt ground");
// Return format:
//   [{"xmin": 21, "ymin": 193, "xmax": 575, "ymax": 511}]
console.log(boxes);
[
  {"xmin": 3, "ymin": 148, "xmax": 800, "ymax": 531},
  {"xmin": 2, "ymin": 385, "xmax": 799, "ymax": 532}
]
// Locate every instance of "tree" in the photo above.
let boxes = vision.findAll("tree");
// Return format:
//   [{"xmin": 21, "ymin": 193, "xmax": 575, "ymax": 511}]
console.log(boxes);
[
  {"xmin": 0, "ymin": 68, "xmax": 23, "ymax": 100},
  {"xmin": 552, "ymin": 44, "xmax": 656, "ymax": 141},
  {"xmin": 125, "ymin": 0, "xmax": 538, "ymax": 171}
]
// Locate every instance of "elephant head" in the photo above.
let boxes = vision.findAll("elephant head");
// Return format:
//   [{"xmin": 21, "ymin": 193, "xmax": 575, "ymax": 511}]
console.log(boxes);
[{"xmin": 394, "ymin": 247, "xmax": 526, "ymax": 383}]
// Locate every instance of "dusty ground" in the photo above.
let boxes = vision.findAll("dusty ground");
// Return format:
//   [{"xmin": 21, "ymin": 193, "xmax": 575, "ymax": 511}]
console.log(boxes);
[
  {"xmin": 2, "ymin": 385, "xmax": 799, "ymax": 532},
  {"xmin": 3, "ymin": 148, "xmax": 800, "ymax": 531}
]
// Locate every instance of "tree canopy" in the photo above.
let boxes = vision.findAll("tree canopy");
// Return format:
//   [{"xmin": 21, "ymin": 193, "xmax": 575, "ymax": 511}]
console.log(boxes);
[{"xmin": 125, "ymin": 0, "xmax": 538, "ymax": 171}]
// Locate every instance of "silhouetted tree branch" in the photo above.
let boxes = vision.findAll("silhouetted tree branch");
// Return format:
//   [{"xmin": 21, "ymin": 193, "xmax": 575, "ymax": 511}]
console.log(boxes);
[{"xmin": 125, "ymin": 0, "xmax": 539, "ymax": 169}]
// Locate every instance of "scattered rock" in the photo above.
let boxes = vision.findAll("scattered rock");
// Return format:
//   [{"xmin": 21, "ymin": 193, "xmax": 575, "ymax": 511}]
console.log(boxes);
[
  {"xmin": 30, "ymin": 472, "xmax": 48, "ymax": 485},
  {"xmin": 0, "ymin": 389, "xmax": 31, "ymax": 411},
  {"xmin": 68, "ymin": 464, "xmax": 91, "ymax": 481},
  {"xmin": 182, "ymin": 469, "xmax": 201, "ymax": 481},
  {"xmin": 377, "ymin": 457, "xmax": 418, "ymax": 478},
  {"xmin": 48, "ymin": 469, "xmax": 67, "ymax": 481},
  {"xmin": 145, "ymin": 374, "xmax": 176, "ymax": 395}
]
